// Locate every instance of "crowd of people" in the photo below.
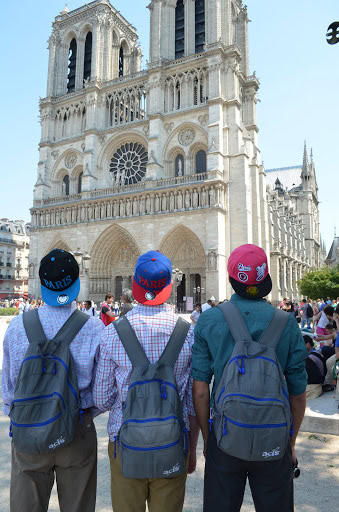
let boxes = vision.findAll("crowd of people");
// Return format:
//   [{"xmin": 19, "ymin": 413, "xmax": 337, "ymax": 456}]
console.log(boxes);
[{"xmin": 0, "ymin": 245, "xmax": 338, "ymax": 512}]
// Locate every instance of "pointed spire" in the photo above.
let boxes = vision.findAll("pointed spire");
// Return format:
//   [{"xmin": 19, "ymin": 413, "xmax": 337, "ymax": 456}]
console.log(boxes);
[
  {"xmin": 60, "ymin": 4, "xmax": 69, "ymax": 15},
  {"xmin": 302, "ymin": 140, "xmax": 309, "ymax": 171}
]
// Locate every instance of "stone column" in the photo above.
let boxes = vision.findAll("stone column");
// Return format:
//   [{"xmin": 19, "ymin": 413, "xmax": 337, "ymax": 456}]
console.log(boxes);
[
  {"xmin": 75, "ymin": 37, "xmax": 85, "ymax": 91},
  {"xmin": 46, "ymin": 33, "xmax": 58, "ymax": 97},
  {"xmin": 184, "ymin": 0, "xmax": 195, "ymax": 56}
]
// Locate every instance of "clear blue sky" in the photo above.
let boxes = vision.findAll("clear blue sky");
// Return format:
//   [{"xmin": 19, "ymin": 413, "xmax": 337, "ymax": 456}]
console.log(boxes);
[{"xmin": 0, "ymin": 0, "xmax": 337, "ymax": 253}]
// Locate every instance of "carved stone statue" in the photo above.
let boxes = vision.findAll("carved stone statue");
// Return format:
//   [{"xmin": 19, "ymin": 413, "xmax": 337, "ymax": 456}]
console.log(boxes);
[
  {"xmin": 45, "ymin": 211, "xmax": 50, "ymax": 226},
  {"xmin": 208, "ymin": 250, "xmax": 217, "ymax": 271},
  {"xmin": 107, "ymin": 202, "xmax": 112, "ymax": 218},
  {"xmin": 140, "ymin": 196, "xmax": 145, "ymax": 215},
  {"xmin": 155, "ymin": 195, "xmax": 160, "ymax": 213},
  {"xmin": 177, "ymin": 191, "xmax": 183, "ymax": 210},
  {"xmin": 126, "ymin": 199, "xmax": 131, "ymax": 216},
  {"xmin": 146, "ymin": 195, "xmax": 151, "ymax": 214},
  {"xmin": 66, "ymin": 208, "xmax": 71, "ymax": 224},
  {"xmin": 162, "ymin": 194, "xmax": 167, "ymax": 211},
  {"xmin": 201, "ymin": 188, "xmax": 207, "ymax": 207},
  {"xmin": 29, "ymin": 263, "xmax": 35, "ymax": 278},
  {"xmin": 193, "ymin": 189, "xmax": 198, "ymax": 208},
  {"xmin": 40, "ymin": 213, "xmax": 44, "ymax": 227},
  {"xmin": 95, "ymin": 203, "xmax": 100, "ymax": 219},
  {"xmin": 81, "ymin": 205, "xmax": 86, "ymax": 221},
  {"xmin": 119, "ymin": 200, "xmax": 125, "ymax": 217},
  {"xmin": 133, "ymin": 197, "xmax": 139, "ymax": 216},
  {"xmin": 169, "ymin": 193, "xmax": 175, "ymax": 211},
  {"xmin": 101, "ymin": 203, "xmax": 106, "ymax": 219},
  {"xmin": 71, "ymin": 207, "xmax": 76, "ymax": 223},
  {"xmin": 62, "ymin": 181, "xmax": 67, "ymax": 196},
  {"xmin": 113, "ymin": 201, "xmax": 119, "ymax": 217},
  {"xmin": 185, "ymin": 190, "xmax": 191, "ymax": 209},
  {"xmin": 60, "ymin": 209, "xmax": 65, "ymax": 225},
  {"xmin": 88, "ymin": 203, "xmax": 93, "ymax": 220},
  {"xmin": 51, "ymin": 210, "xmax": 55, "ymax": 225}
]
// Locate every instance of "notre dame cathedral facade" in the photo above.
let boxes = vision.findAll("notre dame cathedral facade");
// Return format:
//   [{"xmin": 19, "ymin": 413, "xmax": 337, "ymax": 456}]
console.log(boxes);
[{"xmin": 28, "ymin": 0, "xmax": 321, "ymax": 306}]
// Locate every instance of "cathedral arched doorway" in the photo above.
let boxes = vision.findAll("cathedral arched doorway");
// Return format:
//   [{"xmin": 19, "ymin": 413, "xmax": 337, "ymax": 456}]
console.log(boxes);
[
  {"xmin": 159, "ymin": 225, "xmax": 206, "ymax": 310},
  {"xmin": 89, "ymin": 224, "xmax": 140, "ymax": 302}
]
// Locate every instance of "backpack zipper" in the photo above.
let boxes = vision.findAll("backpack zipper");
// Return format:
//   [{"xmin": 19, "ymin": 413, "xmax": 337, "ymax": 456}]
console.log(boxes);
[
  {"xmin": 222, "ymin": 414, "xmax": 287, "ymax": 434},
  {"xmin": 12, "ymin": 392, "xmax": 66, "ymax": 409},
  {"xmin": 121, "ymin": 439, "xmax": 180, "ymax": 452},
  {"xmin": 222, "ymin": 393, "xmax": 287, "ymax": 407},
  {"xmin": 11, "ymin": 412, "xmax": 62, "ymax": 428}
]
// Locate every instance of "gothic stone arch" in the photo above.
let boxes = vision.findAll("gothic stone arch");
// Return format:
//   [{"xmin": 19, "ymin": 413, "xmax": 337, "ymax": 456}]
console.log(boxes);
[
  {"xmin": 45, "ymin": 236, "xmax": 72, "ymax": 255},
  {"xmin": 89, "ymin": 224, "xmax": 140, "ymax": 299}
]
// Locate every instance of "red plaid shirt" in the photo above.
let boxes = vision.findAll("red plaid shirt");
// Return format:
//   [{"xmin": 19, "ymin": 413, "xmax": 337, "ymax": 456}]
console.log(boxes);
[{"xmin": 93, "ymin": 303, "xmax": 195, "ymax": 441}]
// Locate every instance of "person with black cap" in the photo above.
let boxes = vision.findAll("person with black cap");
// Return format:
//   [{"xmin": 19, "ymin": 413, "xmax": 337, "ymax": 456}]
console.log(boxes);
[
  {"xmin": 1, "ymin": 249, "xmax": 104, "ymax": 512},
  {"xmin": 192, "ymin": 244, "xmax": 308, "ymax": 512}
]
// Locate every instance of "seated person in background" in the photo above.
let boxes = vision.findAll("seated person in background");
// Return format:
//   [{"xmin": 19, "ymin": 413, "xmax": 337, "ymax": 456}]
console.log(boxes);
[
  {"xmin": 314, "ymin": 305, "xmax": 334, "ymax": 335},
  {"xmin": 303, "ymin": 335, "xmax": 326, "ymax": 386},
  {"xmin": 320, "ymin": 306, "xmax": 339, "ymax": 392}
]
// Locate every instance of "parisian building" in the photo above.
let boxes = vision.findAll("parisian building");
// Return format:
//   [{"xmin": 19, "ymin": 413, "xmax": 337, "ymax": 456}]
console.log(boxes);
[
  {"xmin": 0, "ymin": 219, "xmax": 30, "ymax": 299},
  {"xmin": 28, "ymin": 0, "xmax": 321, "ymax": 306}
]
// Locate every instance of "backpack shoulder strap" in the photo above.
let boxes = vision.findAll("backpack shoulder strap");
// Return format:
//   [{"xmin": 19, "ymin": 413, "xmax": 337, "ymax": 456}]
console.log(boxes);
[
  {"xmin": 113, "ymin": 316, "xmax": 149, "ymax": 367},
  {"xmin": 217, "ymin": 301, "xmax": 252, "ymax": 343},
  {"xmin": 52, "ymin": 309, "xmax": 90, "ymax": 346},
  {"xmin": 158, "ymin": 317, "xmax": 191, "ymax": 367},
  {"xmin": 258, "ymin": 308, "xmax": 289, "ymax": 349},
  {"xmin": 23, "ymin": 308, "xmax": 47, "ymax": 344}
]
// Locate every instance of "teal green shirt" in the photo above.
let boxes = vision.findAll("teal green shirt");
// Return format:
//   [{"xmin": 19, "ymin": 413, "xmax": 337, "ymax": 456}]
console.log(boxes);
[{"xmin": 192, "ymin": 294, "xmax": 308, "ymax": 399}]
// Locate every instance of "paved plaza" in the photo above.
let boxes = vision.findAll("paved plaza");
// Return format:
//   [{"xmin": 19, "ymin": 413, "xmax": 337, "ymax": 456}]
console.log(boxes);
[{"xmin": 0, "ymin": 318, "xmax": 338, "ymax": 511}]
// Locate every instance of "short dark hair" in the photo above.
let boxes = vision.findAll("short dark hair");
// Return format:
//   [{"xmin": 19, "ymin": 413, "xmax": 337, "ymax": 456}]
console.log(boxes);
[
  {"xmin": 302, "ymin": 298, "xmax": 307, "ymax": 302},
  {"xmin": 303, "ymin": 334, "xmax": 314, "ymax": 347},
  {"xmin": 85, "ymin": 300, "xmax": 91, "ymax": 308},
  {"xmin": 207, "ymin": 300, "xmax": 212, "ymax": 305},
  {"xmin": 105, "ymin": 294, "xmax": 113, "ymax": 301},
  {"xmin": 325, "ymin": 323, "xmax": 334, "ymax": 330},
  {"xmin": 324, "ymin": 305, "xmax": 334, "ymax": 316},
  {"xmin": 196, "ymin": 303, "xmax": 201, "ymax": 307}
]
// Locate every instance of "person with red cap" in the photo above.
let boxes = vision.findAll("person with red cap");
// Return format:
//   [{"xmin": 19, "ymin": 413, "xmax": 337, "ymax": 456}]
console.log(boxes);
[
  {"xmin": 192, "ymin": 244, "xmax": 308, "ymax": 512},
  {"xmin": 93, "ymin": 250, "xmax": 199, "ymax": 512}
]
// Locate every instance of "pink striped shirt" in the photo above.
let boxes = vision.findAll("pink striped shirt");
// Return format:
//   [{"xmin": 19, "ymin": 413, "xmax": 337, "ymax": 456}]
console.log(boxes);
[{"xmin": 93, "ymin": 303, "xmax": 195, "ymax": 441}]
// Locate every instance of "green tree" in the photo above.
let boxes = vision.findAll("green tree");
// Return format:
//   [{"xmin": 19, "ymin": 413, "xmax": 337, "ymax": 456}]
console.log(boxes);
[{"xmin": 297, "ymin": 266, "xmax": 339, "ymax": 299}]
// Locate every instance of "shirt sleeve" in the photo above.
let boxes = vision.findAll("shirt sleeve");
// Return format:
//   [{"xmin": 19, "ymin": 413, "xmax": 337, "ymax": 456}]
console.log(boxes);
[
  {"xmin": 1, "ymin": 322, "xmax": 18, "ymax": 415},
  {"xmin": 183, "ymin": 328, "xmax": 195, "ymax": 417},
  {"xmin": 191, "ymin": 317, "xmax": 213, "ymax": 384},
  {"xmin": 101, "ymin": 306, "xmax": 110, "ymax": 314},
  {"xmin": 283, "ymin": 316, "xmax": 308, "ymax": 396},
  {"xmin": 335, "ymin": 333, "xmax": 339, "ymax": 348},
  {"xmin": 92, "ymin": 326, "xmax": 118, "ymax": 411}
]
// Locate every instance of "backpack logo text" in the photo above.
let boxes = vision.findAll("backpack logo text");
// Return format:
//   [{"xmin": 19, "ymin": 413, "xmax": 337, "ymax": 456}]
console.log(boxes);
[
  {"xmin": 163, "ymin": 463, "xmax": 180, "ymax": 476},
  {"xmin": 262, "ymin": 447, "xmax": 280, "ymax": 458}
]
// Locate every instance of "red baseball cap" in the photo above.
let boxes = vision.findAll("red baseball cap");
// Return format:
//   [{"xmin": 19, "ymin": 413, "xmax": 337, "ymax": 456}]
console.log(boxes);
[
  {"xmin": 227, "ymin": 244, "xmax": 272, "ymax": 299},
  {"xmin": 132, "ymin": 251, "xmax": 173, "ymax": 306}
]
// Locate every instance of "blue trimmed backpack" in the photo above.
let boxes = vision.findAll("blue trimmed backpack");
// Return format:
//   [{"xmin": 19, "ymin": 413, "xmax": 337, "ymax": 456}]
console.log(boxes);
[
  {"xmin": 9, "ymin": 309, "xmax": 89, "ymax": 454},
  {"xmin": 112, "ymin": 315, "xmax": 191, "ymax": 479},
  {"xmin": 212, "ymin": 301, "xmax": 292, "ymax": 461}
]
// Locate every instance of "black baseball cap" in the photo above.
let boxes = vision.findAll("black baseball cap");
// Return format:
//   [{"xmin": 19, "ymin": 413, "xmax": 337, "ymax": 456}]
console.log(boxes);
[{"xmin": 39, "ymin": 249, "xmax": 80, "ymax": 306}]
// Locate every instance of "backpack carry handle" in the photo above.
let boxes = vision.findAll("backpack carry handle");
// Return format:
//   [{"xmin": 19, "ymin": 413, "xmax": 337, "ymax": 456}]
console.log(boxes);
[
  {"xmin": 158, "ymin": 317, "xmax": 191, "ymax": 368},
  {"xmin": 113, "ymin": 316, "xmax": 150, "ymax": 367},
  {"xmin": 217, "ymin": 301, "xmax": 253, "ymax": 344}
]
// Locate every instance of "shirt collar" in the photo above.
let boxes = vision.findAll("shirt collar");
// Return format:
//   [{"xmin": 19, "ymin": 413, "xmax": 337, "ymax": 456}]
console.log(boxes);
[
  {"xmin": 230, "ymin": 293, "xmax": 265, "ymax": 303},
  {"xmin": 134, "ymin": 303, "xmax": 172, "ymax": 312},
  {"xmin": 42, "ymin": 300, "xmax": 77, "ymax": 312}
]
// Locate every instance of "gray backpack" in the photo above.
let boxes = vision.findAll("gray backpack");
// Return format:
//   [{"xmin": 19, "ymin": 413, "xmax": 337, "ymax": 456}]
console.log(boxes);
[
  {"xmin": 113, "ymin": 315, "xmax": 190, "ymax": 479},
  {"xmin": 9, "ymin": 308, "xmax": 89, "ymax": 454},
  {"xmin": 213, "ymin": 301, "xmax": 291, "ymax": 462}
]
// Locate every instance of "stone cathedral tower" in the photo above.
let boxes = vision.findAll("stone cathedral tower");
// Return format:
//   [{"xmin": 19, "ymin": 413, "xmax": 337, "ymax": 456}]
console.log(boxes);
[{"xmin": 29, "ymin": 0, "xmax": 316, "ymax": 305}]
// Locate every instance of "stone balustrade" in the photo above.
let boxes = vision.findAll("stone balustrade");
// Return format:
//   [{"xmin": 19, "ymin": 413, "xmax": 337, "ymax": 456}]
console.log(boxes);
[
  {"xmin": 89, "ymin": 278, "xmax": 111, "ymax": 295},
  {"xmin": 31, "ymin": 181, "xmax": 226, "ymax": 229}
]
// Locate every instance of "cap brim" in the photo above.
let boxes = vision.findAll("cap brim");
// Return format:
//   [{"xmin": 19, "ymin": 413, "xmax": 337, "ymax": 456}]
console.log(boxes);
[
  {"xmin": 41, "ymin": 278, "xmax": 80, "ymax": 307},
  {"xmin": 132, "ymin": 279, "xmax": 173, "ymax": 306},
  {"xmin": 230, "ymin": 274, "xmax": 272, "ymax": 300}
]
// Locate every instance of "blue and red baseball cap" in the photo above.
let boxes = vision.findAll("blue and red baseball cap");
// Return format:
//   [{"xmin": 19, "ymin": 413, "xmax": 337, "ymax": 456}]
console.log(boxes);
[
  {"xmin": 227, "ymin": 244, "xmax": 272, "ymax": 300},
  {"xmin": 39, "ymin": 249, "xmax": 80, "ymax": 307},
  {"xmin": 132, "ymin": 251, "xmax": 173, "ymax": 306}
]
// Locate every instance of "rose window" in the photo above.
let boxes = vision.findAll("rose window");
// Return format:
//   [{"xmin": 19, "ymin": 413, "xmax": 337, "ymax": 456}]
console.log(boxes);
[{"xmin": 109, "ymin": 143, "xmax": 148, "ymax": 185}]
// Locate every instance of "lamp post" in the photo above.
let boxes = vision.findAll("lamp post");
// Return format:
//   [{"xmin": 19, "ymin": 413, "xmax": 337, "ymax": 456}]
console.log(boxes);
[
  {"xmin": 73, "ymin": 248, "xmax": 91, "ymax": 301},
  {"xmin": 172, "ymin": 268, "xmax": 183, "ymax": 313}
]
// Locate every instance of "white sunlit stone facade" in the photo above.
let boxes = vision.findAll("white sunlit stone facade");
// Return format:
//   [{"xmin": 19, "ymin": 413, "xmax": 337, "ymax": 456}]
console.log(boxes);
[{"xmin": 29, "ymin": 0, "xmax": 321, "ymax": 306}]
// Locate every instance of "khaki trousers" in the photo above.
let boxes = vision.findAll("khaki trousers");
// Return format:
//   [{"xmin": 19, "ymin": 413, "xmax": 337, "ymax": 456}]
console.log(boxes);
[
  {"xmin": 10, "ymin": 411, "xmax": 97, "ymax": 512},
  {"xmin": 108, "ymin": 441, "xmax": 188, "ymax": 512},
  {"xmin": 324, "ymin": 354, "xmax": 337, "ymax": 385}
]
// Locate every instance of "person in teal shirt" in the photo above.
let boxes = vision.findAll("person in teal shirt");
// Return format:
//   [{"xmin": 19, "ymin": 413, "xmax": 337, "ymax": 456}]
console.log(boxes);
[{"xmin": 192, "ymin": 244, "xmax": 308, "ymax": 512}]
